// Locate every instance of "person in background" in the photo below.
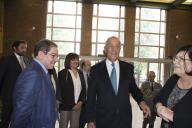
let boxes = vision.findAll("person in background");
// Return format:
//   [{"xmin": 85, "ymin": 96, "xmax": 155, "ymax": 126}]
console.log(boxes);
[
  {"xmin": 86, "ymin": 36, "xmax": 151, "ymax": 128},
  {"xmin": 10, "ymin": 39, "xmax": 58, "ymax": 128},
  {"xmin": 154, "ymin": 45, "xmax": 192, "ymax": 128},
  {"xmin": 79, "ymin": 59, "xmax": 92, "ymax": 128},
  {"xmin": 140, "ymin": 71, "xmax": 162, "ymax": 128},
  {"xmin": 57, "ymin": 53, "xmax": 86, "ymax": 128},
  {"xmin": 0, "ymin": 40, "xmax": 29, "ymax": 128}
]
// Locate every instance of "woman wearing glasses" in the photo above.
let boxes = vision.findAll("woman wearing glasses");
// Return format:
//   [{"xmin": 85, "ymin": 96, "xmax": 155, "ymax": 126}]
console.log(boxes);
[{"xmin": 154, "ymin": 45, "xmax": 192, "ymax": 128}]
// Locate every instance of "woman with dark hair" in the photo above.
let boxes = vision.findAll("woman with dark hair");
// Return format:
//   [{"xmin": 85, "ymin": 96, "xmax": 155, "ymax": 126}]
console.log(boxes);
[
  {"xmin": 57, "ymin": 53, "xmax": 86, "ymax": 128},
  {"xmin": 154, "ymin": 45, "xmax": 192, "ymax": 128}
]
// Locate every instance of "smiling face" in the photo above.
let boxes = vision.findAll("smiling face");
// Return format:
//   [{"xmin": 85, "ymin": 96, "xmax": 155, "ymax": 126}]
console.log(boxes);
[
  {"xmin": 104, "ymin": 37, "xmax": 121, "ymax": 63},
  {"xmin": 173, "ymin": 51, "xmax": 192, "ymax": 76},
  {"xmin": 39, "ymin": 46, "xmax": 58, "ymax": 69},
  {"xmin": 70, "ymin": 58, "xmax": 79, "ymax": 69}
]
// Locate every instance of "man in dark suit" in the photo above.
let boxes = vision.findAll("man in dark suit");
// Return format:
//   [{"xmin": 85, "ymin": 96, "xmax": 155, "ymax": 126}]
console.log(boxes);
[
  {"xmin": 79, "ymin": 59, "xmax": 92, "ymax": 128},
  {"xmin": 10, "ymin": 39, "xmax": 58, "ymax": 128},
  {"xmin": 0, "ymin": 40, "xmax": 29, "ymax": 128},
  {"xmin": 86, "ymin": 36, "xmax": 151, "ymax": 128}
]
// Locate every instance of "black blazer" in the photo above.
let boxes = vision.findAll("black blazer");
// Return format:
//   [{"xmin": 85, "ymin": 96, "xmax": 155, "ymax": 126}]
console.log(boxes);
[
  {"xmin": 154, "ymin": 74, "xmax": 192, "ymax": 128},
  {"xmin": 57, "ymin": 68, "xmax": 86, "ymax": 111},
  {"xmin": 86, "ymin": 60, "xmax": 144, "ymax": 128},
  {"xmin": 0, "ymin": 54, "xmax": 29, "ymax": 104}
]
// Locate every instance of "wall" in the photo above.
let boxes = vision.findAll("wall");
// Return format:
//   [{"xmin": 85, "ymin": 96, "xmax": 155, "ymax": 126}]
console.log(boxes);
[
  {"xmin": 3, "ymin": 0, "xmax": 47, "ymax": 57},
  {"xmin": 0, "ymin": 0, "xmax": 3, "ymax": 57},
  {"xmin": 166, "ymin": 9, "xmax": 192, "ymax": 57}
]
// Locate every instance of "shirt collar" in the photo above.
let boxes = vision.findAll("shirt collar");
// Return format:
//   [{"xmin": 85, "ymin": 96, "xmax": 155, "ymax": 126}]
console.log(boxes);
[{"xmin": 34, "ymin": 58, "xmax": 48, "ymax": 75}]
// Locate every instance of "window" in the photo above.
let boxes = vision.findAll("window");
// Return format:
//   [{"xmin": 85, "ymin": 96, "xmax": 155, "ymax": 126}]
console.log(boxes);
[
  {"xmin": 134, "ymin": 7, "xmax": 166, "ymax": 86},
  {"xmin": 46, "ymin": 1, "xmax": 82, "ymax": 55},
  {"xmin": 92, "ymin": 4, "xmax": 125, "ymax": 56},
  {"xmin": 135, "ymin": 7, "xmax": 166, "ymax": 59}
]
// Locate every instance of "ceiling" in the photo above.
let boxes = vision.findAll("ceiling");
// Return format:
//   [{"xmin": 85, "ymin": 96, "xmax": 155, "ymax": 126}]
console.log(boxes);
[{"xmin": 66, "ymin": 0, "xmax": 192, "ymax": 10}]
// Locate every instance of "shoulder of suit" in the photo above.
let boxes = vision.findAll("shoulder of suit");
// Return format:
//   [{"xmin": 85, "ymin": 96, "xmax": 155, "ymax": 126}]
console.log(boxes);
[{"xmin": 119, "ymin": 60, "xmax": 134, "ymax": 69}]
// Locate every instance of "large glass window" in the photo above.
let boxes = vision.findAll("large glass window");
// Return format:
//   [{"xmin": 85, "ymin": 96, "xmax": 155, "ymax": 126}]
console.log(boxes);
[
  {"xmin": 134, "ymin": 7, "xmax": 166, "ymax": 86},
  {"xmin": 92, "ymin": 4, "xmax": 125, "ymax": 56},
  {"xmin": 46, "ymin": 1, "xmax": 82, "ymax": 55}
]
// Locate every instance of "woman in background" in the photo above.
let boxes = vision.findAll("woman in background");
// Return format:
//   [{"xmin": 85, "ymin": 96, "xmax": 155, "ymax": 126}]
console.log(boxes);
[
  {"xmin": 57, "ymin": 53, "xmax": 86, "ymax": 128},
  {"xmin": 154, "ymin": 45, "xmax": 192, "ymax": 128}
]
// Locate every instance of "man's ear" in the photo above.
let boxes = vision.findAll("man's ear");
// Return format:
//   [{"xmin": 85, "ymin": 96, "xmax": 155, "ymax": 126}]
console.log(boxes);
[{"xmin": 38, "ymin": 51, "xmax": 45, "ymax": 59}]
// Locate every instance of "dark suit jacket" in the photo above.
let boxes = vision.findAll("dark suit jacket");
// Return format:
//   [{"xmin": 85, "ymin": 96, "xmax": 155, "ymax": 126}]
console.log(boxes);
[
  {"xmin": 0, "ymin": 54, "xmax": 29, "ymax": 104},
  {"xmin": 57, "ymin": 68, "xmax": 86, "ymax": 111},
  {"xmin": 10, "ymin": 60, "xmax": 57, "ymax": 128},
  {"xmin": 154, "ymin": 75, "xmax": 192, "ymax": 128},
  {"xmin": 86, "ymin": 60, "xmax": 144, "ymax": 128}
]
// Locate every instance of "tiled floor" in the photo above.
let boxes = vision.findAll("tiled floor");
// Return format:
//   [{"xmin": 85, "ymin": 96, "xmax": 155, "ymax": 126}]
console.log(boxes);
[{"xmin": 56, "ymin": 96, "xmax": 162, "ymax": 128}]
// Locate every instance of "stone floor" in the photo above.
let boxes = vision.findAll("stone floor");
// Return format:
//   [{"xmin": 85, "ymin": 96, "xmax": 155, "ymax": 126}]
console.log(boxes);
[{"xmin": 55, "ymin": 96, "xmax": 162, "ymax": 128}]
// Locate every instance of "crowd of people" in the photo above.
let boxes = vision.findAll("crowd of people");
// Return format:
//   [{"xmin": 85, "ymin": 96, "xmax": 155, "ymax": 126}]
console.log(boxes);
[{"xmin": 0, "ymin": 36, "xmax": 191, "ymax": 128}]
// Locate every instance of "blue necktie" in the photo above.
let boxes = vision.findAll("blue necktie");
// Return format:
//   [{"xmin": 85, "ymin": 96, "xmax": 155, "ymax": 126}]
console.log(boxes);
[{"xmin": 110, "ymin": 63, "xmax": 117, "ymax": 94}]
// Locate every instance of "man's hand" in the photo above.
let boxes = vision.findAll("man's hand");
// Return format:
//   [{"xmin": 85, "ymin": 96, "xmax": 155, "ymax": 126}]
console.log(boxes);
[
  {"xmin": 87, "ymin": 122, "xmax": 96, "ymax": 128},
  {"xmin": 139, "ymin": 101, "xmax": 151, "ymax": 118}
]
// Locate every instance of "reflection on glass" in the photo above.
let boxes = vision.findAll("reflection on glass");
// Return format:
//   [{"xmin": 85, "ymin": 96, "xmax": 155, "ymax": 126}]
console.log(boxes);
[
  {"xmin": 134, "ymin": 46, "xmax": 138, "ymax": 58},
  {"xmin": 92, "ymin": 44, "xmax": 96, "ymax": 56},
  {"xmin": 139, "ymin": 46, "xmax": 159, "ymax": 58},
  {"xmin": 97, "ymin": 31, "xmax": 118, "ymax": 42},
  {"xmin": 120, "ymin": 19, "xmax": 125, "ymax": 31},
  {"xmin": 160, "ymin": 22, "xmax": 166, "ymax": 34},
  {"xmin": 161, "ymin": 10, "xmax": 166, "ymax": 21},
  {"xmin": 98, "ymin": 4, "xmax": 120, "ymax": 17},
  {"xmin": 46, "ymin": 28, "xmax": 51, "ymax": 40},
  {"xmin": 47, "ymin": 14, "xmax": 52, "ymax": 26},
  {"xmin": 160, "ymin": 35, "xmax": 165, "ymax": 46},
  {"xmin": 53, "ymin": 15, "xmax": 75, "ymax": 27},
  {"xmin": 140, "ymin": 21, "xmax": 160, "ymax": 33},
  {"xmin": 98, "ymin": 18, "xmax": 119, "ymax": 30},
  {"xmin": 54, "ymin": 1, "xmax": 76, "ymax": 14},
  {"xmin": 140, "ymin": 34, "xmax": 159, "ymax": 46},
  {"xmin": 53, "ymin": 28, "xmax": 75, "ymax": 41},
  {"xmin": 135, "ymin": 33, "xmax": 139, "ymax": 45},
  {"xmin": 135, "ymin": 20, "xmax": 139, "ymax": 32},
  {"xmin": 46, "ymin": 1, "xmax": 82, "ymax": 54},
  {"xmin": 48, "ymin": 1, "xmax": 52, "ymax": 12},
  {"xmin": 160, "ymin": 47, "xmax": 164, "ymax": 58},
  {"xmin": 120, "ymin": 32, "xmax": 124, "ymax": 44},
  {"xmin": 55, "ymin": 42, "xmax": 75, "ymax": 55},
  {"xmin": 141, "ymin": 8, "xmax": 160, "ymax": 21}
]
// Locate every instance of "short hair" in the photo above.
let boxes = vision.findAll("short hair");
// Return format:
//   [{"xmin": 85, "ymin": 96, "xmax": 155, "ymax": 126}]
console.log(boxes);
[
  {"xmin": 175, "ymin": 45, "xmax": 192, "ymax": 75},
  {"xmin": 64, "ymin": 53, "xmax": 79, "ymax": 69},
  {"xmin": 12, "ymin": 40, "xmax": 27, "ymax": 51},
  {"xmin": 33, "ymin": 39, "xmax": 57, "ymax": 57},
  {"xmin": 79, "ymin": 59, "xmax": 85, "ymax": 70},
  {"xmin": 105, "ymin": 36, "xmax": 121, "ymax": 48}
]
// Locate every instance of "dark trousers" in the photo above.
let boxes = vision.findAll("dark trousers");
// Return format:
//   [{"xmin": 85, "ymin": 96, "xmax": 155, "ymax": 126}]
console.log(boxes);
[
  {"xmin": 142, "ymin": 113, "xmax": 156, "ymax": 128},
  {"xmin": 0, "ymin": 101, "xmax": 12, "ymax": 128},
  {"xmin": 79, "ymin": 103, "xmax": 86, "ymax": 128}
]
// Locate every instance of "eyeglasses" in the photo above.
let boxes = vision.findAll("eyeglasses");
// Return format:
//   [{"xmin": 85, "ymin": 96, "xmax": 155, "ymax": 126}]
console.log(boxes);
[
  {"xmin": 47, "ymin": 53, "xmax": 59, "ymax": 59},
  {"xmin": 173, "ymin": 56, "xmax": 191, "ymax": 62}
]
